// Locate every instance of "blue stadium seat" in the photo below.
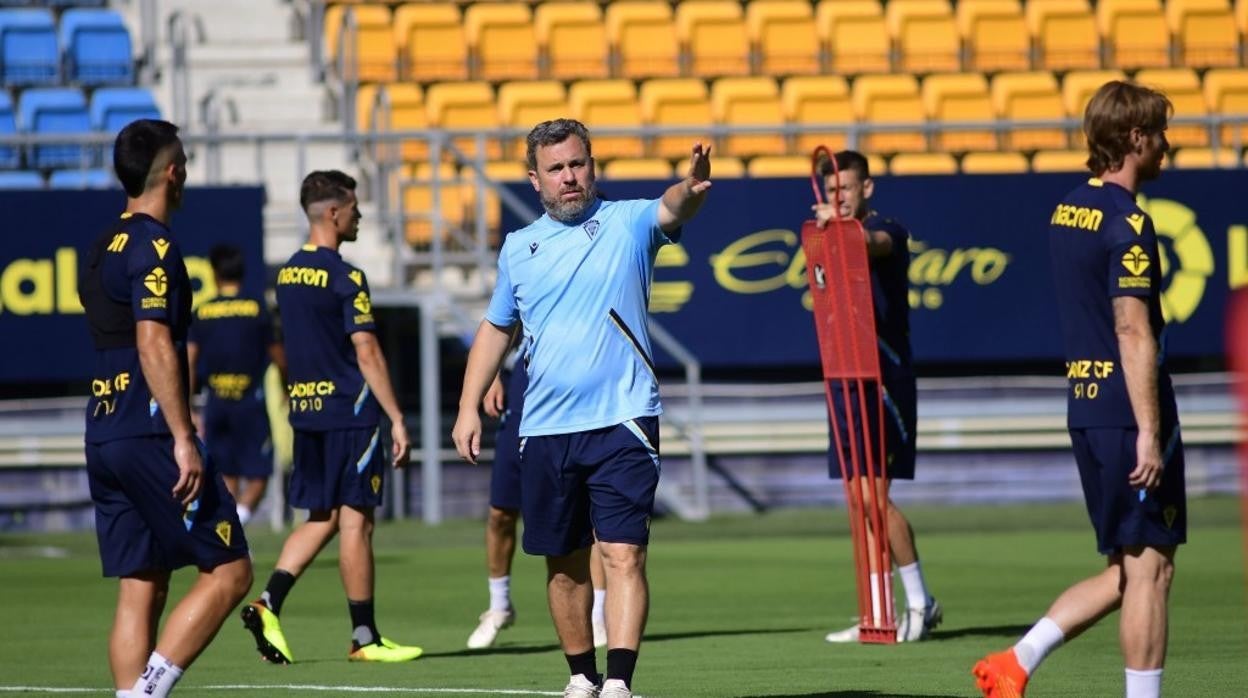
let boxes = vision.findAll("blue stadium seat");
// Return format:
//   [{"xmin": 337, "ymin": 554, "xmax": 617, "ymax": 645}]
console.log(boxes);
[
  {"xmin": 0, "ymin": 88, "xmax": 16, "ymax": 168},
  {"xmin": 0, "ymin": 170, "xmax": 42, "ymax": 188},
  {"xmin": 18, "ymin": 87, "xmax": 90, "ymax": 168},
  {"xmin": 61, "ymin": 9, "xmax": 133, "ymax": 85},
  {"xmin": 49, "ymin": 167, "xmax": 114, "ymax": 188},
  {"xmin": 90, "ymin": 87, "xmax": 158, "ymax": 133},
  {"xmin": 49, "ymin": 0, "xmax": 108, "ymax": 7},
  {"xmin": 0, "ymin": 9, "xmax": 59, "ymax": 86}
]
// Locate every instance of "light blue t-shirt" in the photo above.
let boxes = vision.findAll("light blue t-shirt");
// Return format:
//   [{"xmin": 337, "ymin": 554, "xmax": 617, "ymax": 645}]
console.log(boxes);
[{"xmin": 485, "ymin": 198, "xmax": 675, "ymax": 437}]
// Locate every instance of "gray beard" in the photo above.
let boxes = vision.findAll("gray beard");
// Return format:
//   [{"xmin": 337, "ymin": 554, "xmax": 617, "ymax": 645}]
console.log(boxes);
[{"xmin": 542, "ymin": 187, "xmax": 596, "ymax": 223}]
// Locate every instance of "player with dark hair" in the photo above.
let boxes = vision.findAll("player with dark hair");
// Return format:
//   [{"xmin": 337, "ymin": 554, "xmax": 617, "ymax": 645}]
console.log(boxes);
[
  {"xmin": 973, "ymin": 80, "xmax": 1182, "ymax": 698},
  {"xmin": 80, "ymin": 119, "xmax": 253, "ymax": 697},
  {"xmin": 240, "ymin": 170, "xmax": 421, "ymax": 664},
  {"xmin": 188, "ymin": 244, "xmax": 286, "ymax": 526}
]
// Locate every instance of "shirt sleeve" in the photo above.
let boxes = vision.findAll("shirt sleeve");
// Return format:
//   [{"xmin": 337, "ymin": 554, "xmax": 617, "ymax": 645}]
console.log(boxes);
[
  {"xmin": 127, "ymin": 233, "xmax": 175, "ymax": 323},
  {"xmin": 484, "ymin": 242, "xmax": 519, "ymax": 327},
  {"xmin": 623, "ymin": 198, "xmax": 673, "ymax": 251},
  {"xmin": 1104, "ymin": 210, "xmax": 1157, "ymax": 299},
  {"xmin": 340, "ymin": 266, "xmax": 377, "ymax": 334}
]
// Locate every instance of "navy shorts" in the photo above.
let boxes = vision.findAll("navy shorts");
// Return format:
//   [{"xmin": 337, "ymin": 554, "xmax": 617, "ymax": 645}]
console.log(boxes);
[
  {"xmin": 489, "ymin": 368, "xmax": 527, "ymax": 511},
  {"xmin": 289, "ymin": 426, "xmax": 385, "ymax": 511},
  {"xmin": 204, "ymin": 401, "xmax": 273, "ymax": 479},
  {"xmin": 827, "ymin": 377, "xmax": 916, "ymax": 480},
  {"xmin": 520, "ymin": 416, "xmax": 661, "ymax": 557},
  {"xmin": 86, "ymin": 435, "xmax": 249, "ymax": 577},
  {"xmin": 1070, "ymin": 426, "xmax": 1187, "ymax": 555}
]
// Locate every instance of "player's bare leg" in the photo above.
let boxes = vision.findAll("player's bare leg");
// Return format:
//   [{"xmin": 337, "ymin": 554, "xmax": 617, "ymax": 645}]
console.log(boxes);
[
  {"xmin": 222, "ymin": 474, "xmax": 240, "ymax": 499},
  {"xmin": 590, "ymin": 542, "xmax": 608, "ymax": 647},
  {"xmin": 153, "ymin": 556, "xmax": 252, "ymax": 667},
  {"xmin": 338, "ymin": 505, "xmax": 375, "ymax": 602},
  {"xmin": 1119, "ymin": 545, "xmax": 1174, "ymax": 695},
  {"xmin": 468, "ymin": 506, "xmax": 519, "ymax": 649},
  {"xmin": 598, "ymin": 542, "xmax": 647, "ymax": 650},
  {"xmin": 237, "ymin": 477, "xmax": 268, "ymax": 516},
  {"xmin": 547, "ymin": 546, "xmax": 595, "ymax": 652},
  {"xmin": 110, "ymin": 571, "xmax": 169, "ymax": 689},
  {"xmin": 274, "ymin": 508, "xmax": 340, "ymax": 576}
]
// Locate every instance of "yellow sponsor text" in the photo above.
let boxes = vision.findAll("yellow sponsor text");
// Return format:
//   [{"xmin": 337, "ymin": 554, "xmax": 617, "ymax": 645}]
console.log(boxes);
[
  {"xmin": 277, "ymin": 266, "xmax": 329, "ymax": 288},
  {"xmin": 1050, "ymin": 204, "xmax": 1104, "ymax": 231}
]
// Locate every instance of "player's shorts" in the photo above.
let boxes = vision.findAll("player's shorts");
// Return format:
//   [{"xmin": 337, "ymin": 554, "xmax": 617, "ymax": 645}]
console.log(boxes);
[
  {"xmin": 86, "ymin": 435, "xmax": 249, "ymax": 578},
  {"xmin": 204, "ymin": 400, "xmax": 273, "ymax": 479},
  {"xmin": 519, "ymin": 416, "xmax": 661, "ymax": 557},
  {"xmin": 288, "ymin": 426, "xmax": 385, "ymax": 511},
  {"xmin": 827, "ymin": 376, "xmax": 916, "ymax": 480},
  {"xmin": 489, "ymin": 368, "xmax": 527, "ymax": 512},
  {"xmin": 1070, "ymin": 425, "xmax": 1187, "ymax": 555}
]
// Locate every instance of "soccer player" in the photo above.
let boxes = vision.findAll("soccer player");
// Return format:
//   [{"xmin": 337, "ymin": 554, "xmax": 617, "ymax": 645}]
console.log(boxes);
[
  {"xmin": 80, "ymin": 119, "xmax": 253, "ymax": 697},
  {"xmin": 452, "ymin": 119, "xmax": 711, "ymax": 698},
  {"xmin": 814, "ymin": 151, "xmax": 941, "ymax": 644},
  {"xmin": 973, "ymin": 81, "xmax": 1183, "ymax": 698},
  {"xmin": 240, "ymin": 170, "xmax": 421, "ymax": 664},
  {"xmin": 188, "ymin": 244, "xmax": 286, "ymax": 526}
]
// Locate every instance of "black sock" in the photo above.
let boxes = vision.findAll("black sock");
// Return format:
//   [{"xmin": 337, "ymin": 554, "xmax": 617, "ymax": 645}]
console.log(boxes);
[
  {"xmin": 606, "ymin": 648, "xmax": 639, "ymax": 689},
  {"xmin": 565, "ymin": 649, "xmax": 598, "ymax": 683},
  {"xmin": 348, "ymin": 599, "xmax": 380, "ymax": 648},
  {"xmin": 260, "ymin": 570, "xmax": 296, "ymax": 616}
]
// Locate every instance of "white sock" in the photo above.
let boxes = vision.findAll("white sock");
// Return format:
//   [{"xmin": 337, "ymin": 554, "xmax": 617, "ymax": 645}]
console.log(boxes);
[
  {"xmin": 1125, "ymin": 668, "xmax": 1163, "ymax": 698},
  {"xmin": 897, "ymin": 561, "xmax": 930, "ymax": 610},
  {"xmin": 131, "ymin": 652, "xmax": 183, "ymax": 698},
  {"xmin": 1013, "ymin": 617, "xmax": 1065, "ymax": 675},
  {"xmin": 591, "ymin": 588, "xmax": 606, "ymax": 624},
  {"xmin": 488, "ymin": 575, "xmax": 510, "ymax": 612},
  {"xmin": 116, "ymin": 691, "xmax": 131, "ymax": 697},
  {"xmin": 236, "ymin": 504, "xmax": 252, "ymax": 526}
]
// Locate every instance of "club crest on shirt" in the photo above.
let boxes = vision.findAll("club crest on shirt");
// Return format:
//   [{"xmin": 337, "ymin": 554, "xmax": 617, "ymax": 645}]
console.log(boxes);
[
  {"xmin": 529, "ymin": 242, "xmax": 539, "ymax": 255},
  {"xmin": 215, "ymin": 521, "xmax": 232, "ymax": 546},
  {"xmin": 583, "ymin": 220, "xmax": 599, "ymax": 240}
]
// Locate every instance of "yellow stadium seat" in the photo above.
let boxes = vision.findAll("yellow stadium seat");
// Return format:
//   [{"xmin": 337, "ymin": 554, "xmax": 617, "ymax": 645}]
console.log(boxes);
[
  {"xmin": 782, "ymin": 76, "xmax": 855, "ymax": 153},
  {"xmin": 1239, "ymin": 0, "xmax": 1248, "ymax": 32},
  {"xmin": 403, "ymin": 163, "xmax": 469, "ymax": 247},
  {"xmin": 1062, "ymin": 70, "xmax": 1128, "ymax": 116},
  {"xmin": 747, "ymin": 1, "xmax": 820, "ymax": 76},
  {"xmin": 640, "ymin": 79, "xmax": 713, "ymax": 159},
  {"xmin": 1204, "ymin": 68, "xmax": 1248, "ymax": 145},
  {"xmin": 992, "ymin": 72, "xmax": 1068, "ymax": 150},
  {"xmin": 534, "ymin": 2, "xmax": 608, "ymax": 79},
  {"xmin": 961, "ymin": 151, "xmax": 1029, "ymax": 173},
  {"xmin": 498, "ymin": 82, "xmax": 569, "ymax": 159},
  {"xmin": 746, "ymin": 155, "xmax": 811, "ymax": 177},
  {"xmin": 606, "ymin": 2, "xmax": 680, "ymax": 79},
  {"xmin": 852, "ymin": 74, "xmax": 928, "ymax": 153},
  {"xmin": 922, "ymin": 73, "xmax": 997, "ymax": 152},
  {"xmin": 356, "ymin": 83, "xmax": 378, "ymax": 133},
  {"xmin": 1166, "ymin": 0, "xmax": 1239, "ymax": 68},
  {"xmin": 569, "ymin": 80, "xmax": 644, "ymax": 159},
  {"xmin": 1135, "ymin": 68, "xmax": 1208, "ymax": 147},
  {"xmin": 425, "ymin": 81, "xmax": 502, "ymax": 160},
  {"xmin": 324, "ymin": 5, "xmax": 396, "ymax": 83},
  {"xmin": 393, "ymin": 4, "xmax": 467, "ymax": 82},
  {"xmin": 711, "ymin": 77, "xmax": 786, "ymax": 158},
  {"xmin": 601, "ymin": 158, "xmax": 675, "ymax": 180},
  {"xmin": 887, "ymin": 0, "xmax": 960, "ymax": 73},
  {"xmin": 677, "ymin": 155, "xmax": 746, "ymax": 178},
  {"xmin": 676, "ymin": 1, "xmax": 750, "ymax": 77},
  {"xmin": 1171, "ymin": 147, "xmax": 1240, "ymax": 168},
  {"xmin": 474, "ymin": 161, "xmax": 530, "ymax": 237},
  {"xmin": 816, "ymin": 1, "xmax": 891, "ymax": 74},
  {"xmin": 1032, "ymin": 149, "xmax": 1091, "ymax": 172},
  {"xmin": 889, "ymin": 152, "xmax": 958, "ymax": 175},
  {"xmin": 368, "ymin": 83, "xmax": 428, "ymax": 164},
  {"xmin": 957, "ymin": 0, "xmax": 1031, "ymax": 72},
  {"xmin": 1027, "ymin": 0, "xmax": 1100, "ymax": 70},
  {"xmin": 465, "ymin": 3, "xmax": 538, "ymax": 81},
  {"xmin": 1096, "ymin": 0, "xmax": 1170, "ymax": 68}
]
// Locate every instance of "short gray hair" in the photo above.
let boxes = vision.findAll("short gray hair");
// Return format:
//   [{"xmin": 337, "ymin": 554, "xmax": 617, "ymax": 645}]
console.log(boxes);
[{"xmin": 525, "ymin": 119, "xmax": 592, "ymax": 170}]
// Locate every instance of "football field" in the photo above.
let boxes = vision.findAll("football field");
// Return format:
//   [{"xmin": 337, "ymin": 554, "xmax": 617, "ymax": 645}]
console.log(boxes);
[{"xmin": 1, "ymin": 498, "xmax": 1243, "ymax": 697}]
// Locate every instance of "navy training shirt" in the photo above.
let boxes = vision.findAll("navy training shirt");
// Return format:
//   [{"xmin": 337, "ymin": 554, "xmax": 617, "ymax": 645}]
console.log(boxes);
[
  {"xmin": 274, "ymin": 244, "xmax": 380, "ymax": 431},
  {"xmin": 80, "ymin": 212, "xmax": 193, "ymax": 443},
  {"xmin": 188, "ymin": 289, "xmax": 274, "ymax": 412},
  {"xmin": 864, "ymin": 211, "xmax": 913, "ymax": 378},
  {"xmin": 1048, "ymin": 177, "xmax": 1178, "ymax": 429}
]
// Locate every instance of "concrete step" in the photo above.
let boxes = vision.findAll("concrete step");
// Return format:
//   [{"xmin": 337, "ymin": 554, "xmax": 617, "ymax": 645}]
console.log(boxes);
[{"xmin": 153, "ymin": 0, "xmax": 298, "ymax": 44}]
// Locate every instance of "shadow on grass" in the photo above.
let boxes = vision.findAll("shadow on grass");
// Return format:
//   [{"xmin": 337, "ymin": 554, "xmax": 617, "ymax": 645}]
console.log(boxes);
[
  {"xmin": 424, "ymin": 627, "xmax": 815, "ymax": 659},
  {"xmin": 929, "ymin": 623, "xmax": 1031, "ymax": 640},
  {"xmin": 746, "ymin": 692, "xmax": 965, "ymax": 698}
]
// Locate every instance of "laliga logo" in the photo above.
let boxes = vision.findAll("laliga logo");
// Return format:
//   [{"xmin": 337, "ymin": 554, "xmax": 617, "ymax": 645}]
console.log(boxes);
[{"xmin": 1137, "ymin": 195, "xmax": 1213, "ymax": 324}]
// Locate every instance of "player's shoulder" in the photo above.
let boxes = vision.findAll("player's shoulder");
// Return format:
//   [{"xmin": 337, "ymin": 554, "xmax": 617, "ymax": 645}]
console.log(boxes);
[{"xmin": 865, "ymin": 210, "xmax": 907, "ymax": 233}]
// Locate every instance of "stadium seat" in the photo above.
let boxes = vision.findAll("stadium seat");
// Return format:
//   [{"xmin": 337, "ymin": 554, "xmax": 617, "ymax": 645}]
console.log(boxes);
[
  {"xmin": 425, "ymin": 81, "xmax": 501, "ymax": 160},
  {"xmin": 1062, "ymin": 70, "xmax": 1127, "ymax": 122},
  {"xmin": 48, "ymin": 0, "xmax": 107, "ymax": 6},
  {"xmin": 1239, "ymin": 0, "xmax": 1248, "ymax": 33},
  {"xmin": 48, "ymin": 167, "xmax": 114, "ymax": 188},
  {"xmin": 476, "ymin": 160, "xmax": 529, "ymax": 235},
  {"xmin": 0, "ymin": 88, "xmax": 15, "ymax": 168},
  {"xmin": 782, "ymin": 75, "xmax": 854, "ymax": 153},
  {"xmin": 1203, "ymin": 68, "xmax": 1248, "ymax": 145},
  {"xmin": 89, "ymin": 87, "xmax": 158, "ymax": 134},
  {"xmin": 403, "ymin": 162, "xmax": 469, "ymax": 247},
  {"xmin": 957, "ymin": 0, "xmax": 1031, "ymax": 72},
  {"xmin": 746, "ymin": 154, "xmax": 810, "ymax": 177},
  {"xmin": 60, "ymin": 8, "xmax": 132, "ymax": 85},
  {"xmin": 676, "ymin": 1, "xmax": 750, "ymax": 77},
  {"xmin": 1026, "ymin": 0, "xmax": 1101, "ymax": 70},
  {"xmin": 1031, "ymin": 149, "xmax": 1091, "ymax": 172},
  {"xmin": 18, "ymin": 87, "xmax": 90, "ymax": 168},
  {"xmin": 367, "ymin": 83, "xmax": 427, "ymax": 163},
  {"xmin": 0, "ymin": 9, "xmax": 59, "ymax": 86},
  {"xmin": 498, "ymin": 81, "xmax": 568, "ymax": 159},
  {"xmin": 922, "ymin": 73, "xmax": 997, "ymax": 152},
  {"xmin": 393, "ymin": 4, "xmax": 467, "ymax": 82},
  {"xmin": 465, "ymin": 3, "xmax": 537, "ymax": 81},
  {"xmin": 746, "ymin": 0, "xmax": 820, "ymax": 76},
  {"xmin": 1097, "ymin": 0, "xmax": 1170, "ymax": 68},
  {"xmin": 605, "ymin": 2, "xmax": 680, "ymax": 79},
  {"xmin": 991, "ymin": 71, "xmax": 1068, "ymax": 150},
  {"xmin": 961, "ymin": 151, "xmax": 1029, "ymax": 173},
  {"xmin": 534, "ymin": 2, "xmax": 607, "ymax": 80},
  {"xmin": 886, "ymin": 0, "xmax": 960, "ymax": 73},
  {"xmin": 1135, "ymin": 68, "xmax": 1208, "ymax": 147},
  {"xmin": 851, "ymin": 74, "xmax": 928, "ymax": 153},
  {"xmin": 324, "ymin": 4, "xmax": 396, "ymax": 83},
  {"xmin": 678, "ymin": 154, "xmax": 745, "ymax": 178},
  {"xmin": 815, "ymin": 1, "xmax": 890, "ymax": 75},
  {"xmin": 600, "ymin": 158, "xmax": 674, "ymax": 180},
  {"xmin": 639, "ymin": 78, "xmax": 712, "ymax": 159},
  {"xmin": 711, "ymin": 77, "xmax": 786, "ymax": 158},
  {"xmin": 1171, "ymin": 147, "xmax": 1240, "ymax": 168},
  {"xmin": 1166, "ymin": 0, "xmax": 1239, "ymax": 68},
  {"xmin": 0, "ymin": 170, "xmax": 41, "ymax": 188},
  {"xmin": 569, "ymin": 80, "xmax": 643, "ymax": 158},
  {"xmin": 889, "ymin": 152, "xmax": 957, "ymax": 175}
]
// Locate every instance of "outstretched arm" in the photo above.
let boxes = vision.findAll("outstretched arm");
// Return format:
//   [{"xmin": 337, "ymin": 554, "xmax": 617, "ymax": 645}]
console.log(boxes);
[{"xmin": 658, "ymin": 142, "xmax": 713, "ymax": 232}]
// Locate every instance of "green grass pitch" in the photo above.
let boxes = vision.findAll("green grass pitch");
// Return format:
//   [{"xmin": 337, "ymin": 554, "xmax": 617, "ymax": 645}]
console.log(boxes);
[{"xmin": 1, "ymin": 498, "xmax": 1243, "ymax": 697}]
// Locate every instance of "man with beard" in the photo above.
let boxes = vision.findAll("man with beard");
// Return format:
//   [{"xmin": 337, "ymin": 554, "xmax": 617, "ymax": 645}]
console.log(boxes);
[
  {"xmin": 453, "ymin": 119, "xmax": 712, "ymax": 698},
  {"xmin": 973, "ymin": 81, "xmax": 1184, "ymax": 698}
]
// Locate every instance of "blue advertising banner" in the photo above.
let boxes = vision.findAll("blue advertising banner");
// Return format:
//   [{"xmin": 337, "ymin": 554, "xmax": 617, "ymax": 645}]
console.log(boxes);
[
  {"xmin": 0, "ymin": 188, "xmax": 266, "ymax": 382},
  {"xmin": 503, "ymin": 171, "xmax": 1248, "ymax": 368}
]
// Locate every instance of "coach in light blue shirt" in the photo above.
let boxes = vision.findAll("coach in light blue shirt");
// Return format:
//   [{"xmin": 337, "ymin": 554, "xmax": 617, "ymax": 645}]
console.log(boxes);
[{"xmin": 453, "ymin": 119, "xmax": 711, "ymax": 698}]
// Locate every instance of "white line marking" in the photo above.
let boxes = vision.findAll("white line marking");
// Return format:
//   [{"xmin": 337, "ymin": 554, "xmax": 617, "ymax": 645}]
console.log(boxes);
[{"xmin": 0, "ymin": 686, "xmax": 565, "ymax": 696}]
